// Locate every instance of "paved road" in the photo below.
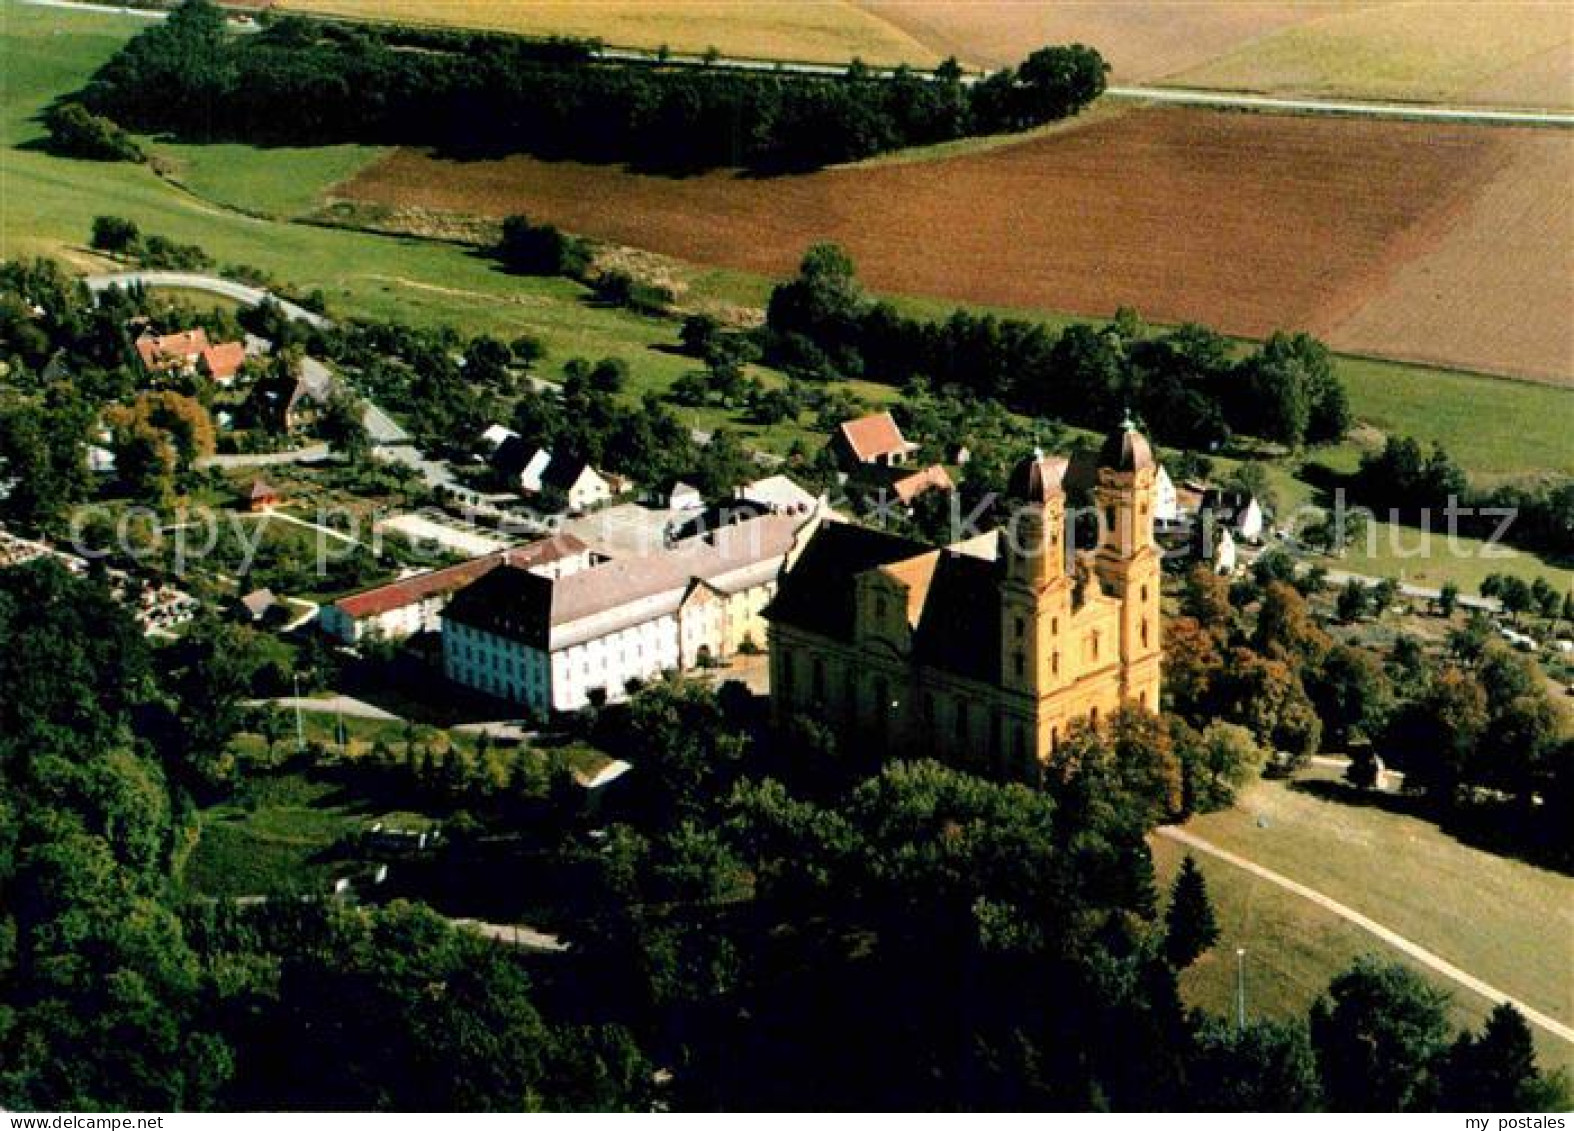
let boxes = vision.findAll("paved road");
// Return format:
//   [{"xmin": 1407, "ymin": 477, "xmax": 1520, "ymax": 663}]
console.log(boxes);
[
  {"xmin": 84, "ymin": 271, "xmax": 333, "ymax": 329},
  {"xmin": 1106, "ymin": 85, "xmax": 1574, "ymax": 127},
  {"xmin": 451, "ymin": 918, "xmax": 567, "ymax": 953},
  {"xmin": 198, "ymin": 445, "xmax": 331, "ymax": 470},
  {"xmin": 1157, "ymin": 825, "xmax": 1574, "ymax": 1046},
  {"xmin": 255, "ymin": 695, "xmax": 402, "ymax": 721}
]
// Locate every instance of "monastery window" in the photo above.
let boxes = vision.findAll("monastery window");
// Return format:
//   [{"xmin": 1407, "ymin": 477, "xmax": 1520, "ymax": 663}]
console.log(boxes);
[
  {"xmin": 955, "ymin": 699, "xmax": 969, "ymax": 744},
  {"xmin": 1052, "ymin": 651, "xmax": 1060, "ymax": 677},
  {"xmin": 1013, "ymin": 651, "xmax": 1025, "ymax": 680},
  {"xmin": 1014, "ymin": 616, "xmax": 1025, "ymax": 640},
  {"xmin": 1141, "ymin": 584, "xmax": 1149, "ymax": 603},
  {"xmin": 1052, "ymin": 618, "xmax": 1059, "ymax": 635},
  {"xmin": 781, "ymin": 651, "xmax": 795, "ymax": 697},
  {"xmin": 1141, "ymin": 619, "xmax": 1150, "ymax": 648},
  {"xmin": 1089, "ymin": 705, "xmax": 1099, "ymax": 726},
  {"xmin": 875, "ymin": 594, "xmax": 887, "ymax": 621},
  {"xmin": 1090, "ymin": 631, "xmax": 1100, "ymax": 661}
]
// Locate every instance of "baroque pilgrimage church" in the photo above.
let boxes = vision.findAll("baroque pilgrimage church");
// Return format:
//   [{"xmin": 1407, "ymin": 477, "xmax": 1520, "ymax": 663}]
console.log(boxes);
[{"xmin": 767, "ymin": 418, "xmax": 1162, "ymax": 779}]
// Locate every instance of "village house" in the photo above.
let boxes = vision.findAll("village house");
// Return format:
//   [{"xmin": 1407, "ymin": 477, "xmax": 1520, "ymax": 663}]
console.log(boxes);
[
  {"xmin": 540, "ymin": 456, "xmax": 613, "ymax": 513},
  {"xmin": 320, "ymin": 535, "xmax": 593, "ymax": 644},
  {"xmin": 492, "ymin": 440, "xmax": 612, "ymax": 512},
  {"xmin": 441, "ymin": 507, "xmax": 821, "ymax": 714},
  {"xmin": 135, "ymin": 329, "xmax": 248, "ymax": 385},
  {"xmin": 829, "ymin": 410, "xmax": 920, "ymax": 472},
  {"xmin": 246, "ymin": 480, "xmax": 281, "ymax": 513},
  {"xmin": 1201, "ymin": 488, "xmax": 1266, "ymax": 543},
  {"xmin": 737, "ymin": 474, "xmax": 820, "ymax": 514},
  {"xmin": 768, "ymin": 420, "xmax": 1162, "ymax": 781}
]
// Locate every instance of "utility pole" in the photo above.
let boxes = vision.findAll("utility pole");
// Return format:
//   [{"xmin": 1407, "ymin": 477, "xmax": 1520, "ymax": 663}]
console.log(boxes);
[
  {"xmin": 1235, "ymin": 947, "xmax": 1248, "ymax": 1032},
  {"xmin": 292, "ymin": 672, "xmax": 305, "ymax": 753}
]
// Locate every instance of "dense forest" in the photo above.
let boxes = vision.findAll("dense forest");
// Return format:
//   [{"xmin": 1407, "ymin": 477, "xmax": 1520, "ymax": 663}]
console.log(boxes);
[{"xmin": 73, "ymin": 0, "xmax": 1107, "ymax": 171}]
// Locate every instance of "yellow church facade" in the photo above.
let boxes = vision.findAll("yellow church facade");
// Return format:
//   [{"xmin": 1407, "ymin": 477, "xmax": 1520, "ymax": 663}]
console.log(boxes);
[{"xmin": 766, "ymin": 420, "xmax": 1162, "ymax": 781}]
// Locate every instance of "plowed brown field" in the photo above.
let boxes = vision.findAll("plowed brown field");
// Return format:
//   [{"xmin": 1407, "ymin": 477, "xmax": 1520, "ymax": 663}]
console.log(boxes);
[{"xmin": 337, "ymin": 106, "xmax": 1572, "ymax": 383}]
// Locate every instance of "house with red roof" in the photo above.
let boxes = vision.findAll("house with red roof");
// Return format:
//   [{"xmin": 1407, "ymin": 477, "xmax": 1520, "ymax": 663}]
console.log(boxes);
[
  {"xmin": 135, "ymin": 329, "xmax": 248, "ymax": 385},
  {"xmin": 829, "ymin": 411, "xmax": 919, "ymax": 473}
]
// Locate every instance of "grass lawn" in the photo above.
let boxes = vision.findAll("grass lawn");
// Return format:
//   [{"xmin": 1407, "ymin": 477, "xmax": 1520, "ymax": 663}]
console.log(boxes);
[
  {"xmin": 1150, "ymin": 835, "xmax": 1574, "ymax": 1076},
  {"xmin": 1163, "ymin": 767, "xmax": 1574, "ymax": 1069},
  {"xmin": 151, "ymin": 140, "xmax": 386, "ymax": 220},
  {"xmin": 183, "ymin": 771, "xmax": 375, "ymax": 897},
  {"xmin": 1312, "ymin": 522, "xmax": 1574, "ymax": 593}
]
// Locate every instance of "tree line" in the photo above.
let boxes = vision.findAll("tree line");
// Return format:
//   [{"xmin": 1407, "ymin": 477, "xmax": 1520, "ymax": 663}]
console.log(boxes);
[
  {"xmin": 765, "ymin": 244, "xmax": 1351, "ymax": 450},
  {"xmin": 77, "ymin": 0, "xmax": 1107, "ymax": 172}
]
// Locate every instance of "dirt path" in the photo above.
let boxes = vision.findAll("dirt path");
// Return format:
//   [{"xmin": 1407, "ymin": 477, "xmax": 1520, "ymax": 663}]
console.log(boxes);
[{"xmin": 1157, "ymin": 824, "xmax": 1574, "ymax": 1046}]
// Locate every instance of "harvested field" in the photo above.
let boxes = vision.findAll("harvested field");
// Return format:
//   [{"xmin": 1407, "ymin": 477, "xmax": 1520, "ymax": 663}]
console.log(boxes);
[
  {"xmin": 854, "ymin": 0, "xmax": 1363, "ymax": 75},
  {"xmin": 270, "ymin": 0, "xmax": 941, "ymax": 65},
  {"xmin": 1172, "ymin": 1, "xmax": 1574, "ymax": 108},
  {"xmin": 858, "ymin": 1, "xmax": 1574, "ymax": 107},
  {"xmin": 338, "ymin": 106, "xmax": 1572, "ymax": 383}
]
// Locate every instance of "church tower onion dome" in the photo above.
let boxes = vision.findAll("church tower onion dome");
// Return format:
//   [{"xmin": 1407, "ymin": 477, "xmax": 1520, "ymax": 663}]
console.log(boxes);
[
  {"xmin": 1006, "ymin": 452, "xmax": 1069, "ymax": 503},
  {"xmin": 1099, "ymin": 412, "xmax": 1155, "ymax": 473}
]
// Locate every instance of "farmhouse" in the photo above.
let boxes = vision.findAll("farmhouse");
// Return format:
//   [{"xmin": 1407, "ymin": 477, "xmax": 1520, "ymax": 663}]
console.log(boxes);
[
  {"xmin": 320, "ymin": 535, "xmax": 593, "ymax": 644},
  {"xmin": 442, "ymin": 507, "xmax": 821, "ymax": 714},
  {"xmin": 768, "ymin": 421, "xmax": 1162, "ymax": 779}
]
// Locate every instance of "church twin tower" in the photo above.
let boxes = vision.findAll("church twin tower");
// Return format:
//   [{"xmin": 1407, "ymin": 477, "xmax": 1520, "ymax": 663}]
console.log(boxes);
[
  {"xmin": 998, "ymin": 416, "xmax": 1163, "ymax": 765},
  {"xmin": 766, "ymin": 418, "xmax": 1163, "ymax": 781}
]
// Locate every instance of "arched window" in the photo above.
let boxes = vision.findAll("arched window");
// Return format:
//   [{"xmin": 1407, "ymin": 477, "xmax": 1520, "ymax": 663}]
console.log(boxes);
[{"xmin": 1090, "ymin": 705, "xmax": 1099, "ymax": 726}]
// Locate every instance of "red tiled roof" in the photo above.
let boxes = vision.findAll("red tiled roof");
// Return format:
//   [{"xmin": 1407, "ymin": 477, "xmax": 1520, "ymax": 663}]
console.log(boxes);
[
  {"xmin": 837, "ymin": 411, "xmax": 915, "ymax": 463},
  {"xmin": 333, "ymin": 534, "xmax": 589, "ymax": 620},
  {"xmin": 200, "ymin": 341, "xmax": 246, "ymax": 380},
  {"xmin": 136, "ymin": 329, "xmax": 211, "ymax": 372},
  {"xmin": 891, "ymin": 464, "xmax": 954, "ymax": 504}
]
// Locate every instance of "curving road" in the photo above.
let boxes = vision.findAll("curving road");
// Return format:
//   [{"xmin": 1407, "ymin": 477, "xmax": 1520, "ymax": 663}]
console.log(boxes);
[
  {"xmin": 1158, "ymin": 825, "xmax": 1574, "ymax": 1046},
  {"xmin": 84, "ymin": 270, "xmax": 333, "ymax": 329}
]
